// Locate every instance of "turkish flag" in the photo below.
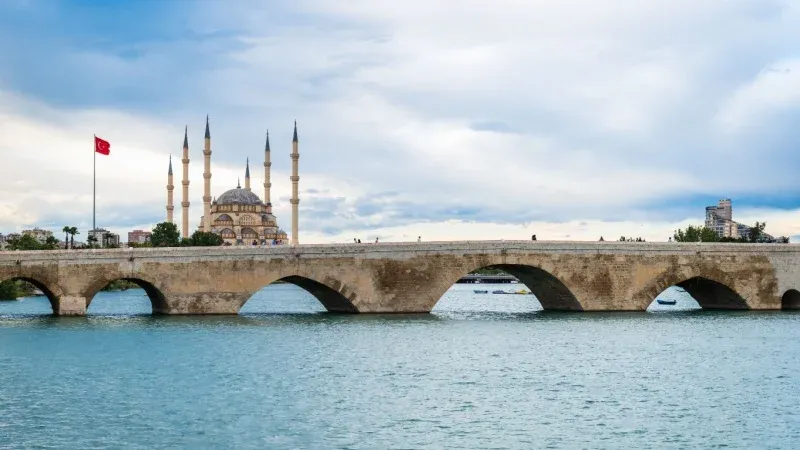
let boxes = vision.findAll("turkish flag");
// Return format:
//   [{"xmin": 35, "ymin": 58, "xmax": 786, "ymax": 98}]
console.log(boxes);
[{"xmin": 95, "ymin": 136, "xmax": 110, "ymax": 155}]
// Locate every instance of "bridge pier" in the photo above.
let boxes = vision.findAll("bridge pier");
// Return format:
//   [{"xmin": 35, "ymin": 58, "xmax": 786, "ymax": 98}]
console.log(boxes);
[
  {"xmin": 154, "ymin": 292, "xmax": 248, "ymax": 315},
  {"xmin": 54, "ymin": 295, "xmax": 87, "ymax": 316}
]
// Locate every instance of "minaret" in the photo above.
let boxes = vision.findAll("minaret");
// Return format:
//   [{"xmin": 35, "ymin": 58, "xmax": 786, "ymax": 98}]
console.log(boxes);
[
  {"xmin": 290, "ymin": 121, "xmax": 299, "ymax": 246},
  {"xmin": 244, "ymin": 158, "xmax": 251, "ymax": 192},
  {"xmin": 203, "ymin": 115, "xmax": 212, "ymax": 232},
  {"xmin": 166, "ymin": 155, "xmax": 174, "ymax": 223},
  {"xmin": 181, "ymin": 126, "xmax": 190, "ymax": 239},
  {"xmin": 263, "ymin": 131, "xmax": 272, "ymax": 213}
]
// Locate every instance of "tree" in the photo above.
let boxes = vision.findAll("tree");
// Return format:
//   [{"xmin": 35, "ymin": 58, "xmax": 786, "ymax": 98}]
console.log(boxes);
[
  {"xmin": 0, "ymin": 280, "xmax": 22, "ymax": 300},
  {"xmin": 719, "ymin": 236, "xmax": 746, "ymax": 243},
  {"xmin": 68, "ymin": 227, "xmax": 79, "ymax": 249},
  {"xmin": 150, "ymin": 222, "xmax": 181, "ymax": 247},
  {"xmin": 6, "ymin": 234, "xmax": 60, "ymax": 251},
  {"xmin": 87, "ymin": 235, "xmax": 98, "ymax": 248},
  {"xmin": 748, "ymin": 221, "xmax": 766, "ymax": 243},
  {"xmin": 186, "ymin": 231, "xmax": 224, "ymax": 247},
  {"xmin": 42, "ymin": 235, "xmax": 59, "ymax": 250},
  {"xmin": 7, "ymin": 234, "xmax": 43, "ymax": 250},
  {"xmin": 62, "ymin": 226, "xmax": 70, "ymax": 248},
  {"xmin": 673, "ymin": 225, "xmax": 719, "ymax": 243},
  {"xmin": 101, "ymin": 233, "xmax": 119, "ymax": 248}
]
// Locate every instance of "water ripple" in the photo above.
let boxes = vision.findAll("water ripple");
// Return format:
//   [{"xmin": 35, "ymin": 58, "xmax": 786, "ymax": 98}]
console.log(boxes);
[{"xmin": 1, "ymin": 285, "xmax": 799, "ymax": 448}]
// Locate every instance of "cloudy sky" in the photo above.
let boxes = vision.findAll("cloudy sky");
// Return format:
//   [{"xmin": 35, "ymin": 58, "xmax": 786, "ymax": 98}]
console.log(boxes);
[{"xmin": 1, "ymin": 0, "xmax": 799, "ymax": 243}]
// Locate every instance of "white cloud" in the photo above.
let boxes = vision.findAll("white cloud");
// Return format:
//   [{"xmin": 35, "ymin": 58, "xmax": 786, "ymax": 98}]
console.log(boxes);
[
  {"xmin": 715, "ymin": 59, "xmax": 800, "ymax": 131},
  {"xmin": 2, "ymin": 1, "xmax": 800, "ymax": 242}
]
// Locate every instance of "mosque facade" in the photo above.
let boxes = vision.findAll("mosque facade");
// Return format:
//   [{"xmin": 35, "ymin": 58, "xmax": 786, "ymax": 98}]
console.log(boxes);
[{"xmin": 166, "ymin": 117, "xmax": 300, "ymax": 246}]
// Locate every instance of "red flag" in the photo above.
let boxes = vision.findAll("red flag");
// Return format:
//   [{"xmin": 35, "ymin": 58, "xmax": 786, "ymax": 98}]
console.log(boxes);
[{"xmin": 95, "ymin": 136, "xmax": 110, "ymax": 155}]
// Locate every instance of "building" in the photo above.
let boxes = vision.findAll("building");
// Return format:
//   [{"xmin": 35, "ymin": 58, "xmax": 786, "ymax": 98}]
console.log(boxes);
[
  {"xmin": 127, "ymin": 230, "xmax": 152, "ymax": 244},
  {"xmin": 166, "ymin": 117, "xmax": 298, "ymax": 246},
  {"xmin": 705, "ymin": 198, "xmax": 745, "ymax": 238},
  {"xmin": 88, "ymin": 228, "xmax": 120, "ymax": 248},
  {"xmin": 202, "ymin": 181, "xmax": 288, "ymax": 246},
  {"xmin": 704, "ymin": 198, "xmax": 774, "ymax": 241},
  {"xmin": 22, "ymin": 227, "xmax": 54, "ymax": 244}
]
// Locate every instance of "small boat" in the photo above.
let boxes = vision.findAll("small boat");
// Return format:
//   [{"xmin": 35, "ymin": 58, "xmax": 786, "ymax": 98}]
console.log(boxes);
[
  {"xmin": 492, "ymin": 290, "xmax": 506, "ymax": 294},
  {"xmin": 473, "ymin": 290, "xmax": 488, "ymax": 294},
  {"xmin": 657, "ymin": 299, "xmax": 677, "ymax": 305}
]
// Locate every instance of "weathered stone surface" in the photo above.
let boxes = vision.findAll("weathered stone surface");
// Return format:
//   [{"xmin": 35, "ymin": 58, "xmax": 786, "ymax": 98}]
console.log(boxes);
[{"xmin": 2, "ymin": 241, "xmax": 800, "ymax": 315}]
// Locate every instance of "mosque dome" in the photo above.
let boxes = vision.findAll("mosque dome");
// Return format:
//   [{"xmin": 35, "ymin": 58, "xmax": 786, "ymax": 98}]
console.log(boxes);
[{"xmin": 216, "ymin": 188, "xmax": 263, "ymax": 206}]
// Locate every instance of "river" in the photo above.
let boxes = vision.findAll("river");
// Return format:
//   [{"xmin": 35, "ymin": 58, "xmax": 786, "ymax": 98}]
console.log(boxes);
[{"xmin": 1, "ymin": 284, "xmax": 798, "ymax": 448}]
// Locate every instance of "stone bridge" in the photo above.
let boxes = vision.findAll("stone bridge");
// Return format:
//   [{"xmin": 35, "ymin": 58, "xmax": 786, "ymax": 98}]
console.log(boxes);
[{"xmin": 2, "ymin": 241, "xmax": 800, "ymax": 315}]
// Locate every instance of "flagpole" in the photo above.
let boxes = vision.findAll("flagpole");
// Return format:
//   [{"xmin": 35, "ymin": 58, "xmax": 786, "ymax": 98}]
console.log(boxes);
[{"xmin": 93, "ymin": 134, "xmax": 96, "ymax": 233}]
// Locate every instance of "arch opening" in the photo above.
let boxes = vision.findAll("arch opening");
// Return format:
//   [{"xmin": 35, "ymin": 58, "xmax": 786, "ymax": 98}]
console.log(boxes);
[
  {"xmin": 782, "ymin": 289, "xmax": 800, "ymax": 310},
  {"xmin": 433, "ymin": 264, "xmax": 581, "ymax": 313},
  {"xmin": 647, "ymin": 276, "xmax": 747, "ymax": 311},
  {"xmin": 239, "ymin": 275, "xmax": 358, "ymax": 315},
  {"xmin": 0, "ymin": 277, "xmax": 57, "ymax": 315},
  {"xmin": 86, "ymin": 278, "xmax": 167, "ymax": 315}
]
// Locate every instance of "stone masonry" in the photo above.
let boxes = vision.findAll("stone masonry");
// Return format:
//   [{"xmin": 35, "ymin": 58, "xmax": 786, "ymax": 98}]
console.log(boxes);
[{"xmin": 2, "ymin": 241, "xmax": 800, "ymax": 316}]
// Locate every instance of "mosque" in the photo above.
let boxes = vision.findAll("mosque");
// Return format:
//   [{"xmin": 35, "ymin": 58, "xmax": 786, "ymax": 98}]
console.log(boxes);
[{"xmin": 165, "ymin": 117, "xmax": 300, "ymax": 246}]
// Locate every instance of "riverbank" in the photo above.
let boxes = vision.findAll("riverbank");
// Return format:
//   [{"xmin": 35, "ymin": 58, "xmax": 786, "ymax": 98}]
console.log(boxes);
[{"xmin": 0, "ymin": 280, "xmax": 35, "ymax": 300}]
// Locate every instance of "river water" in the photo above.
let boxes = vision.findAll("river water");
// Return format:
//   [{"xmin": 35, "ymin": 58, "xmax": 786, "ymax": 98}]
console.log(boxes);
[{"xmin": 1, "ymin": 284, "xmax": 798, "ymax": 449}]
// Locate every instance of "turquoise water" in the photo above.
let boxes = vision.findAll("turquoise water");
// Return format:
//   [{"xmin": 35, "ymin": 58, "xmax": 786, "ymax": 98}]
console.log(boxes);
[{"xmin": 1, "ymin": 284, "xmax": 799, "ymax": 448}]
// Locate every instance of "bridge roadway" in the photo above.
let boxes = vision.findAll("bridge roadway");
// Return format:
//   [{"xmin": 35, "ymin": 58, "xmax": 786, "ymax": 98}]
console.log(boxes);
[{"xmin": 2, "ymin": 240, "xmax": 800, "ymax": 315}]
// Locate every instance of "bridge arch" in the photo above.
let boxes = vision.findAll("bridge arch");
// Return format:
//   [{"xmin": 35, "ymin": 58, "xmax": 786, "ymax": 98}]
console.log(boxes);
[
  {"xmin": 782, "ymin": 289, "xmax": 800, "ymax": 310},
  {"xmin": 641, "ymin": 275, "xmax": 748, "ymax": 310},
  {"xmin": 430, "ymin": 263, "xmax": 583, "ymax": 311},
  {"xmin": 240, "ymin": 272, "xmax": 359, "ymax": 313},
  {"xmin": 0, "ymin": 275, "xmax": 60, "ymax": 313},
  {"xmin": 83, "ymin": 276, "xmax": 168, "ymax": 314}
]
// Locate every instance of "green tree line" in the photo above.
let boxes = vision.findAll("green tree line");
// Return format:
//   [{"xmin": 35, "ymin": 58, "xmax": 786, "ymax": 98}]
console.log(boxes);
[
  {"xmin": 3, "ymin": 234, "xmax": 60, "ymax": 251},
  {"xmin": 147, "ymin": 222, "xmax": 223, "ymax": 247},
  {"xmin": 673, "ymin": 222, "xmax": 789, "ymax": 243}
]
